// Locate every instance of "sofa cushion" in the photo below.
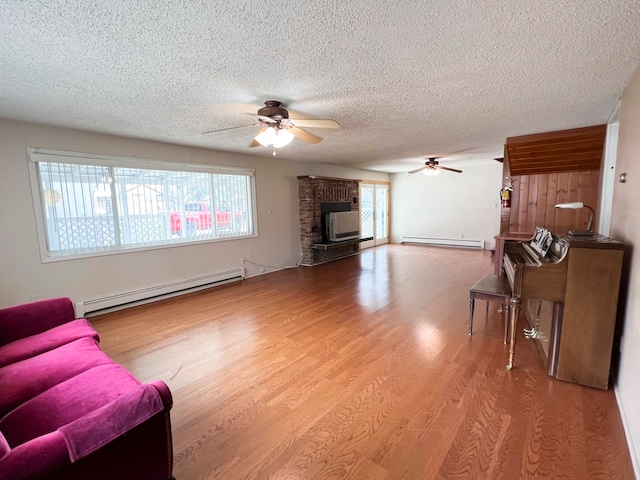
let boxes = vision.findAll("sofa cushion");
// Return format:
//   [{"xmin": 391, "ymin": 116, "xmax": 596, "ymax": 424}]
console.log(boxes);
[
  {"xmin": 0, "ymin": 363, "xmax": 141, "ymax": 448},
  {"xmin": 0, "ymin": 337, "xmax": 112, "ymax": 417},
  {"xmin": 0, "ymin": 319, "xmax": 99, "ymax": 368}
]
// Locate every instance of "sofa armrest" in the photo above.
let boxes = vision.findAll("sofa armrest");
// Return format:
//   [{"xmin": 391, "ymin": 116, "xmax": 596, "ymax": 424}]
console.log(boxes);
[
  {"xmin": 0, "ymin": 298, "xmax": 77, "ymax": 346},
  {"xmin": 59, "ymin": 382, "xmax": 168, "ymax": 462},
  {"xmin": 150, "ymin": 380, "xmax": 174, "ymax": 409},
  {"xmin": 0, "ymin": 382, "xmax": 172, "ymax": 480},
  {"xmin": 0, "ymin": 430, "xmax": 70, "ymax": 480}
]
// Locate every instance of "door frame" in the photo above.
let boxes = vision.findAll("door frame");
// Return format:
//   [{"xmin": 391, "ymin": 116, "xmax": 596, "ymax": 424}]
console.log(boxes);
[{"xmin": 359, "ymin": 180, "xmax": 390, "ymax": 249}]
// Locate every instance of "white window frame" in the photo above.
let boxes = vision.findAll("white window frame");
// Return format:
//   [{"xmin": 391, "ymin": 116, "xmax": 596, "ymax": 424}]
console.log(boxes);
[{"xmin": 27, "ymin": 148, "xmax": 258, "ymax": 263}]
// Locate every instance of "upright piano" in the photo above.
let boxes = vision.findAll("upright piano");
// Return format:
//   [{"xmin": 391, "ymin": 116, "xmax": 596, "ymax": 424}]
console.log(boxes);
[{"xmin": 502, "ymin": 228, "xmax": 624, "ymax": 389}]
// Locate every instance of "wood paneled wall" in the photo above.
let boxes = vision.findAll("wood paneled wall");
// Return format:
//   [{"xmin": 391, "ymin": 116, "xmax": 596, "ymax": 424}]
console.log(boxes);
[
  {"xmin": 506, "ymin": 125, "xmax": 607, "ymax": 175},
  {"xmin": 500, "ymin": 125, "xmax": 605, "ymax": 235},
  {"xmin": 507, "ymin": 171, "xmax": 600, "ymax": 234}
]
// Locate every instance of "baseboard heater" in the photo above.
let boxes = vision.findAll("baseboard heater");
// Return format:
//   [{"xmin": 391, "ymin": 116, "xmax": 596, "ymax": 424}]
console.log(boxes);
[
  {"xmin": 76, "ymin": 268, "xmax": 245, "ymax": 317},
  {"xmin": 401, "ymin": 236, "xmax": 485, "ymax": 249}
]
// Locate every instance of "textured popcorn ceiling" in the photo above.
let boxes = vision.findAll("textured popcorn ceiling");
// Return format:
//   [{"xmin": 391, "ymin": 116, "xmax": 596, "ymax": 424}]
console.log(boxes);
[{"xmin": 1, "ymin": 1, "xmax": 640, "ymax": 173}]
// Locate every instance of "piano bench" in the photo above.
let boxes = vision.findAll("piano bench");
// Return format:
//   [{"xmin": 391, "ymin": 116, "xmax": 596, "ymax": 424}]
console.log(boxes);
[{"xmin": 469, "ymin": 274, "xmax": 512, "ymax": 343}]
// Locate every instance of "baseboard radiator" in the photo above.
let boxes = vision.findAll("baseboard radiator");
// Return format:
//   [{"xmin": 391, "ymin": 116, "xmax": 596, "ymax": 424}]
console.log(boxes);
[
  {"xmin": 401, "ymin": 236, "xmax": 485, "ymax": 249},
  {"xmin": 76, "ymin": 268, "xmax": 245, "ymax": 317}
]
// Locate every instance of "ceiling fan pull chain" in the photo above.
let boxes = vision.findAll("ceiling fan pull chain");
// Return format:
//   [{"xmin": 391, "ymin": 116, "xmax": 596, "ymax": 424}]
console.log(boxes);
[{"xmin": 272, "ymin": 145, "xmax": 277, "ymax": 156}]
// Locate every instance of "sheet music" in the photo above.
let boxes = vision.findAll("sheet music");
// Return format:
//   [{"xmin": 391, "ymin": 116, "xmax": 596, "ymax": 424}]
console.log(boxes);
[{"xmin": 530, "ymin": 226, "xmax": 553, "ymax": 258}]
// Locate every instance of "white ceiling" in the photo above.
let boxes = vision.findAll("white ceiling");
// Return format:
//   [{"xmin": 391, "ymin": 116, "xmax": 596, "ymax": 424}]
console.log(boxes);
[{"xmin": 1, "ymin": 1, "xmax": 639, "ymax": 173}]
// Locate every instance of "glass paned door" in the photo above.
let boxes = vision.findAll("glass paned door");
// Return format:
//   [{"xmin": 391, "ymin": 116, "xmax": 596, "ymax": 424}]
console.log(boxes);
[
  {"xmin": 361, "ymin": 184, "xmax": 375, "ymax": 243},
  {"xmin": 375, "ymin": 184, "xmax": 388, "ymax": 242},
  {"xmin": 360, "ymin": 183, "xmax": 389, "ymax": 249}
]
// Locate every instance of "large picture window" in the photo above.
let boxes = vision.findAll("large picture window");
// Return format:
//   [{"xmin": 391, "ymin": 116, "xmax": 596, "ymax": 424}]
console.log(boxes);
[{"xmin": 28, "ymin": 148, "xmax": 256, "ymax": 261}]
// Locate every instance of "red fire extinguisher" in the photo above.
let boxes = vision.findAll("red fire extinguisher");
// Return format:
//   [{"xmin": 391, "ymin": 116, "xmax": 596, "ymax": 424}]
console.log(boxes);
[{"xmin": 500, "ymin": 186, "xmax": 513, "ymax": 208}]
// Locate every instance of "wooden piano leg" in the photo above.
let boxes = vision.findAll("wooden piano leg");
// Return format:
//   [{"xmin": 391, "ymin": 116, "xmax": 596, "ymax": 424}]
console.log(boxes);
[
  {"xmin": 503, "ymin": 304, "xmax": 509, "ymax": 345},
  {"xmin": 506, "ymin": 296, "xmax": 520, "ymax": 370}
]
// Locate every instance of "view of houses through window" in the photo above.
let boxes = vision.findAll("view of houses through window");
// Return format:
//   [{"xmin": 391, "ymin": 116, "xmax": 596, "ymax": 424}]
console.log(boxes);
[{"xmin": 30, "ymin": 151, "xmax": 255, "ymax": 258}]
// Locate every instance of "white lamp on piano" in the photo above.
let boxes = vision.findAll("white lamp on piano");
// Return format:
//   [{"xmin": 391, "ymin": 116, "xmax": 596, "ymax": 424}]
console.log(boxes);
[{"xmin": 554, "ymin": 202, "xmax": 595, "ymax": 236}]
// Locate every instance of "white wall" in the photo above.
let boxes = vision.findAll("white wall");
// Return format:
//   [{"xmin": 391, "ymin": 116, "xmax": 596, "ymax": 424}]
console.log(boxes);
[
  {"xmin": 599, "ymin": 121, "xmax": 619, "ymax": 237},
  {"xmin": 611, "ymin": 65, "xmax": 640, "ymax": 476},
  {"xmin": 0, "ymin": 119, "xmax": 388, "ymax": 308},
  {"xmin": 390, "ymin": 161, "xmax": 503, "ymax": 249}
]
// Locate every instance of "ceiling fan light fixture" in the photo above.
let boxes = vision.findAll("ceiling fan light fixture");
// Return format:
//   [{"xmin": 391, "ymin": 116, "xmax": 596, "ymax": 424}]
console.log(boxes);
[
  {"xmin": 272, "ymin": 128, "xmax": 294, "ymax": 148},
  {"xmin": 254, "ymin": 126, "xmax": 294, "ymax": 148},
  {"xmin": 255, "ymin": 126, "xmax": 276, "ymax": 147},
  {"xmin": 422, "ymin": 168, "xmax": 440, "ymax": 176}
]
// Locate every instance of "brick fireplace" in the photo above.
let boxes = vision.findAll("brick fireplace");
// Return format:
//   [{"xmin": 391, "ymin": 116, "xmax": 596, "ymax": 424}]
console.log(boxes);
[{"xmin": 297, "ymin": 176, "xmax": 360, "ymax": 266}]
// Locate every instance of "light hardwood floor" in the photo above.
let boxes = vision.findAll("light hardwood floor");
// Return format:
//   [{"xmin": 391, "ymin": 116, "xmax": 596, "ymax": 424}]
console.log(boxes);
[{"xmin": 91, "ymin": 245, "xmax": 635, "ymax": 479}]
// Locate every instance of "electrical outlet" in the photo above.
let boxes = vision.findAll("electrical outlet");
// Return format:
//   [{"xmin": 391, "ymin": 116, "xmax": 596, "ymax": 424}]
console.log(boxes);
[
  {"xmin": 260, "ymin": 268, "xmax": 265, "ymax": 273},
  {"xmin": 30, "ymin": 295, "xmax": 38, "ymax": 302}
]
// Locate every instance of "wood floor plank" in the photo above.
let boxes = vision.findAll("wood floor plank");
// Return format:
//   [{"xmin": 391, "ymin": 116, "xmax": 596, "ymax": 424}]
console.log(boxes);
[
  {"xmin": 436, "ymin": 340, "xmax": 509, "ymax": 479},
  {"xmin": 90, "ymin": 245, "xmax": 635, "ymax": 480}
]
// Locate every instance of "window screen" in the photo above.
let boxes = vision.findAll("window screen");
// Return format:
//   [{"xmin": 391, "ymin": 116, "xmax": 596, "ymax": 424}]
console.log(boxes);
[{"xmin": 29, "ymin": 149, "xmax": 256, "ymax": 259}]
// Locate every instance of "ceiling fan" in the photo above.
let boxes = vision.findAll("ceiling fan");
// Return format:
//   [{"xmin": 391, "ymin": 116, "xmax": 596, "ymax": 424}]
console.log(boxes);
[
  {"xmin": 203, "ymin": 100, "xmax": 340, "ymax": 154},
  {"xmin": 408, "ymin": 157, "xmax": 463, "ymax": 176}
]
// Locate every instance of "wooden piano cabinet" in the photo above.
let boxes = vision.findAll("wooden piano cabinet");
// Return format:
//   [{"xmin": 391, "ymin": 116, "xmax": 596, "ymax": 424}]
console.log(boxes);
[
  {"xmin": 504, "ymin": 233, "xmax": 624, "ymax": 389},
  {"xmin": 494, "ymin": 233, "xmax": 533, "ymax": 275},
  {"xmin": 556, "ymin": 246, "xmax": 624, "ymax": 389},
  {"xmin": 525, "ymin": 299, "xmax": 563, "ymax": 376}
]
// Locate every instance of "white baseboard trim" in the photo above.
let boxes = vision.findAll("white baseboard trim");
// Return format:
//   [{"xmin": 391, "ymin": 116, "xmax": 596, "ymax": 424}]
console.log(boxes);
[
  {"xmin": 75, "ymin": 268, "xmax": 245, "ymax": 317},
  {"xmin": 401, "ymin": 236, "xmax": 485, "ymax": 249}
]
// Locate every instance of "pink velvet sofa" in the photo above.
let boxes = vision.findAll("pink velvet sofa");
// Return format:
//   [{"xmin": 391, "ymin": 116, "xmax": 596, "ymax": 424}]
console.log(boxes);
[{"xmin": 0, "ymin": 297, "xmax": 174, "ymax": 480}]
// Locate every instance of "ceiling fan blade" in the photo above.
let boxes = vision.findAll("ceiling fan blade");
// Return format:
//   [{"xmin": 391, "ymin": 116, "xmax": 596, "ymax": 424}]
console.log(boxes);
[
  {"xmin": 202, "ymin": 123, "xmax": 259, "ymax": 134},
  {"xmin": 289, "ymin": 119, "xmax": 340, "ymax": 129},
  {"xmin": 289, "ymin": 126, "xmax": 322, "ymax": 144},
  {"xmin": 257, "ymin": 115, "xmax": 278, "ymax": 123},
  {"xmin": 408, "ymin": 166, "xmax": 427, "ymax": 175},
  {"xmin": 437, "ymin": 166, "xmax": 463, "ymax": 173},
  {"xmin": 243, "ymin": 113, "xmax": 278, "ymax": 123}
]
